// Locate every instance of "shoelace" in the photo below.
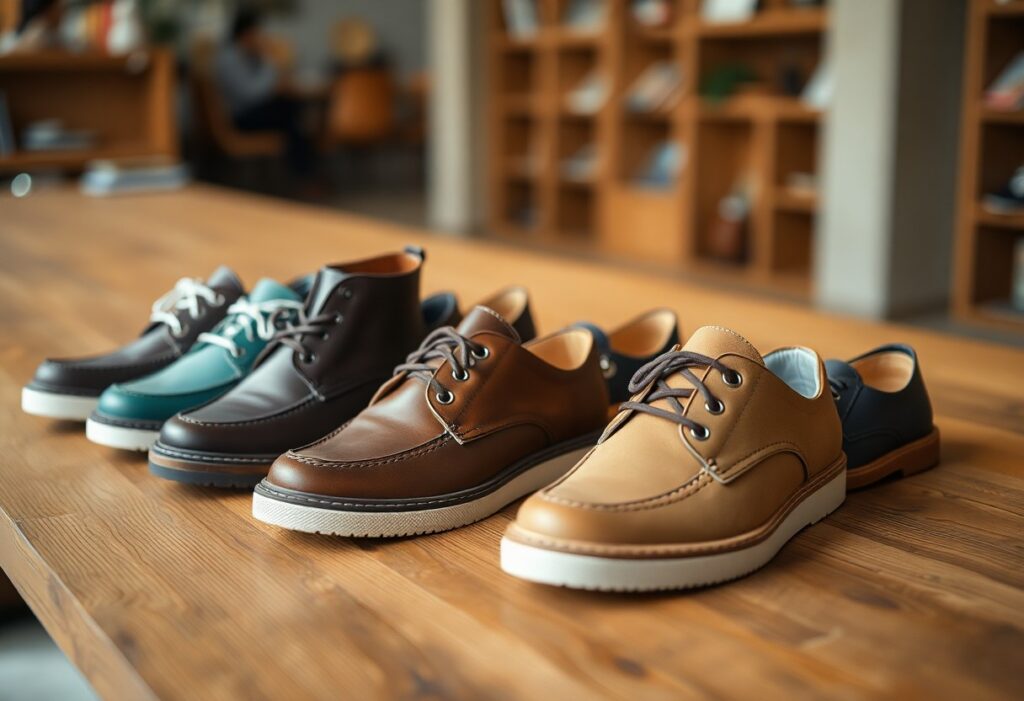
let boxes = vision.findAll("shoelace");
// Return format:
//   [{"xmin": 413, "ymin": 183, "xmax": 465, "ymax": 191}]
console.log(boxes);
[
  {"xmin": 266, "ymin": 308, "xmax": 343, "ymax": 363},
  {"xmin": 197, "ymin": 298, "xmax": 305, "ymax": 358},
  {"xmin": 149, "ymin": 278, "xmax": 224, "ymax": 338},
  {"xmin": 620, "ymin": 349, "xmax": 741, "ymax": 441},
  {"xmin": 393, "ymin": 327, "xmax": 490, "ymax": 405}
]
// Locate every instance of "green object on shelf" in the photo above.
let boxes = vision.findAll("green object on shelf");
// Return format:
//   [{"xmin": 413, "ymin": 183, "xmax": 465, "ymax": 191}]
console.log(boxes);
[{"xmin": 699, "ymin": 64, "xmax": 759, "ymax": 102}]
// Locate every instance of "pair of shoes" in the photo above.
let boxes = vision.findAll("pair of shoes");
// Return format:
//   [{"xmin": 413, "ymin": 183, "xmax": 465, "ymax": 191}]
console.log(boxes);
[{"xmin": 500, "ymin": 330, "xmax": 940, "ymax": 591}]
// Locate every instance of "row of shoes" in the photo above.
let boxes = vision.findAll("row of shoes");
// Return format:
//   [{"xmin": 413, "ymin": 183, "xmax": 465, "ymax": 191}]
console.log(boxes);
[{"xmin": 22, "ymin": 247, "xmax": 941, "ymax": 592}]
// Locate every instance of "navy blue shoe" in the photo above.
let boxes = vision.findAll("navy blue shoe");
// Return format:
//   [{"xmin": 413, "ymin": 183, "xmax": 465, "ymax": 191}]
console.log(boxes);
[
  {"xmin": 574, "ymin": 309, "xmax": 680, "ymax": 406},
  {"xmin": 825, "ymin": 344, "xmax": 940, "ymax": 489}
]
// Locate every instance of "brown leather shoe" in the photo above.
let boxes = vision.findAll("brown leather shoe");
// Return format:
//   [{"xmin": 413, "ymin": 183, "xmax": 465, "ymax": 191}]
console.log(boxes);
[
  {"xmin": 148, "ymin": 249, "xmax": 461, "ymax": 488},
  {"xmin": 501, "ymin": 326, "xmax": 846, "ymax": 591},
  {"xmin": 252, "ymin": 304, "xmax": 611, "ymax": 537}
]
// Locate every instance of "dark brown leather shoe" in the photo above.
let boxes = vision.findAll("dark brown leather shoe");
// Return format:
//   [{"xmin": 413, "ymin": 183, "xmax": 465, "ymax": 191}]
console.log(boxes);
[
  {"xmin": 251, "ymin": 304, "xmax": 611, "ymax": 537},
  {"xmin": 148, "ymin": 249, "xmax": 460, "ymax": 488}
]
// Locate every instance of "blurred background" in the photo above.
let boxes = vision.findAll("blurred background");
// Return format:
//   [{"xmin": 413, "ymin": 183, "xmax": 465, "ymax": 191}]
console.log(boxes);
[{"xmin": 0, "ymin": 0, "xmax": 1021, "ymax": 694}]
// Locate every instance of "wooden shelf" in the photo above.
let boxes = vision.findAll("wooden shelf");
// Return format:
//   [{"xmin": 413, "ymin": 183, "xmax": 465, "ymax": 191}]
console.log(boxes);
[
  {"xmin": 695, "ymin": 8, "xmax": 827, "ymax": 38},
  {"xmin": 774, "ymin": 187, "xmax": 818, "ymax": 213},
  {"xmin": 980, "ymin": 107, "xmax": 1024, "ymax": 125},
  {"xmin": 488, "ymin": 0, "xmax": 828, "ymax": 300},
  {"xmin": 0, "ymin": 50, "xmax": 176, "ymax": 174},
  {"xmin": 953, "ymin": 0, "xmax": 1024, "ymax": 329}
]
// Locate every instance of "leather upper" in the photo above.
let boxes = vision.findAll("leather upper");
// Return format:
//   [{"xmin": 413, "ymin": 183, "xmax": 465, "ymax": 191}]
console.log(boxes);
[
  {"xmin": 27, "ymin": 266, "xmax": 244, "ymax": 397},
  {"xmin": 263, "ymin": 305, "xmax": 610, "ymax": 500},
  {"xmin": 155, "ymin": 250, "xmax": 460, "ymax": 458},
  {"xmin": 507, "ymin": 326, "xmax": 844, "ymax": 550},
  {"xmin": 825, "ymin": 343, "xmax": 934, "ymax": 470},
  {"xmin": 93, "ymin": 278, "xmax": 304, "ymax": 423}
]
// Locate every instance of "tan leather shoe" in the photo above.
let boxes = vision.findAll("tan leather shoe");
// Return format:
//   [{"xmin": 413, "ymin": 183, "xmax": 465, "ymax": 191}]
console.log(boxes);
[
  {"xmin": 252, "ymin": 303, "xmax": 610, "ymax": 537},
  {"xmin": 501, "ymin": 326, "xmax": 846, "ymax": 591}
]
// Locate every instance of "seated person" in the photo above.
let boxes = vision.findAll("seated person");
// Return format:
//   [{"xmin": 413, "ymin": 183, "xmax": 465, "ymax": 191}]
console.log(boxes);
[{"xmin": 214, "ymin": 9, "xmax": 313, "ymax": 177}]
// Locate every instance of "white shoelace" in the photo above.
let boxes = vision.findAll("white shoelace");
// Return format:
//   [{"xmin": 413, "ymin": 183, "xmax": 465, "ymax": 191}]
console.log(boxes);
[
  {"xmin": 149, "ymin": 278, "xmax": 225, "ymax": 338},
  {"xmin": 198, "ymin": 297, "xmax": 304, "ymax": 358}
]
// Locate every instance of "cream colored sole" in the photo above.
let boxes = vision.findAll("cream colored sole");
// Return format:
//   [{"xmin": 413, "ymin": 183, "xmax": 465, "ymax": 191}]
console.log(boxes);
[
  {"xmin": 252, "ymin": 445, "xmax": 591, "ymax": 538},
  {"xmin": 85, "ymin": 418, "xmax": 160, "ymax": 452},
  {"xmin": 21, "ymin": 387, "xmax": 97, "ymax": 421},
  {"xmin": 500, "ymin": 468, "xmax": 847, "ymax": 592}
]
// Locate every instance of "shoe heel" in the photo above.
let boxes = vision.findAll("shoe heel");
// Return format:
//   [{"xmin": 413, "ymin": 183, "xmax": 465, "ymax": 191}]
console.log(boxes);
[{"xmin": 897, "ymin": 427, "xmax": 941, "ymax": 478}]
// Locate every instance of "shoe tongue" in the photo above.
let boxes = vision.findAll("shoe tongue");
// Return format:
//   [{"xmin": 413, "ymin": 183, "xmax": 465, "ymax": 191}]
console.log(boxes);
[
  {"xmin": 456, "ymin": 305, "xmax": 521, "ymax": 343},
  {"xmin": 247, "ymin": 278, "xmax": 302, "ymax": 304},
  {"xmin": 305, "ymin": 266, "xmax": 347, "ymax": 314},
  {"xmin": 206, "ymin": 265, "xmax": 244, "ymax": 293},
  {"xmin": 683, "ymin": 325, "xmax": 764, "ymax": 365}
]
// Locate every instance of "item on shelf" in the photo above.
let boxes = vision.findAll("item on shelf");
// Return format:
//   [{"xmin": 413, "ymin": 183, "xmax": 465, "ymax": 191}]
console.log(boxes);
[
  {"xmin": 785, "ymin": 171, "xmax": 818, "ymax": 198},
  {"xmin": 984, "ymin": 51, "xmax": 1024, "ymax": 112},
  {"xmin": 22, "ymin": 267, "xmax": 244, "ymax": 422},
  {"xmin": 21, "ymin": 119, "xmax": 96, "ymax": 152},
  {"xmin": 801, "ymin": 59, "xmax": 832, "ymax": 108},
  {"xmin": 147, "ymin": 250, "xmax": 462, "ymax": 488},
  {"xmin": 825, "ymin": 344, "xmax": 939, "ymax": 490},
  {"xmin": 80, "ymin": 157, "xmax": 190, "ymax": 196},
  {"xmin": 0, "ymin": 92, "xmax": 13, "ymax": 155},
  {"xmin": 564, "ymin": 0, "xmax": 607, "ymax": 33},
  {"xmin": 85, "ymin": 277, "xmax": 311, "ymax": 452},
  {"xmin": 699, "ymin": 64, "xmax": 758, "ymax": 102},
  {"xmin": 565, "ymin": 69, "xmax": 608, "ymax": 114},
  {"xmin": 982, "ymin": 166, "xmax": 1024, "ymax": 216},
  {"xmin": 106, "ymin": 0, "xmax": 145, "ymax": 54},
  {"xmin": 625, "ymin": 61, "xmax": 684, "ymax": 113},
  {"xmin": 500, "ymin": 325, "xmax": 847, "ymax": 592},
  {"xmin": 633, "ymin": 140, "xmax": 685, "ymax": 188},
  {"xmin": 571, "ymin": 309, "xmax": 680, "ymax": 404},
  {"xmin": 701, "ymin": 0, "xmax": 760, "ymax": 24},
  {"xmin": 789, "ymin": 0, "xmax": 824, "ymax": 7},
  {"xmin": 631, "ymin": 0, "xmax": 674, "ymax": 27},
  {"xmin": 502, "ymin": 0, "xmax": 539, "ymax": 39},
  {"xmin": 707, "ymin": 180, "xmax": 751, "ymax": 261},
  {"xmin": 1014, "ymin": 239, "xmax": 1024, "ymax": 312},
  {"xmin": 560, "ymin": 143, "xmax": 598, "ymax": 182},
  {"xmin": 779, "ymin": 60, "xmax": 806, "ymax": 97},
  {"xmin": 251, "ymin": 302, "xmax": 607, "ymax": 538}
]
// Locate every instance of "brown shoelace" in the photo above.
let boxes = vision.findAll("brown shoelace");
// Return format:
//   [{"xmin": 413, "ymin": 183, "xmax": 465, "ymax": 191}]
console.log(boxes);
[
  {"xmin": 263, "ymin": 309, "xmax": 342, "ymax": 364},
  {"xmin": 393, "ymin": 327, "xmax": 489, "ymax": 404},
  {"xmin": 620, "ymin": 350, "xmax": 741, "ymax": 440}
]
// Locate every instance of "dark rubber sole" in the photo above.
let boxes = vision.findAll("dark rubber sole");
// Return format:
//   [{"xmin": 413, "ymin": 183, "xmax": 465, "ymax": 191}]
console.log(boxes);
[{"xmin": 148, "ymin": 460, "xmax": 266, "ymax": 489}]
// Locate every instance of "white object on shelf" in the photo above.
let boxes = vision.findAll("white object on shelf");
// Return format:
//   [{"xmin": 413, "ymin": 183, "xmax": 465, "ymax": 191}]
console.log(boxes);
[{"xmin": 701, "ymin": 0, "xmax": 759, "ymax": 24}]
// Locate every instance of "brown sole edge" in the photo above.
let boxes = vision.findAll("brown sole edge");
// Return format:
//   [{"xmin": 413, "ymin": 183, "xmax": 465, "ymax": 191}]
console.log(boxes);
[{"xmin": 846, "ymin": 427, "xmax": 940, "ymax": 490}]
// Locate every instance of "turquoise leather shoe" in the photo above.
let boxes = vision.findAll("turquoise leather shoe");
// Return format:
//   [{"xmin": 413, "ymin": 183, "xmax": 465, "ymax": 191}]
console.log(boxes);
[{"xmin": 86, "ymin": 278, "xmax": 307, "ymax": 451}]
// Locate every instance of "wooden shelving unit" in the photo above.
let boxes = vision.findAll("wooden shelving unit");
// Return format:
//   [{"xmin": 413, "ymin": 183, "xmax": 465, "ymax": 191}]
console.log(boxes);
[
  {"xmin": 953, "ymin": 0, "xmax": 1024, "ymax": 332},
  {"xmin": 0, "ymin": 50, "xmax": 178, "ymax": 174},
  {"xmin": 488, "ymin": 0, "xmax": 829, "ymax": 298}
]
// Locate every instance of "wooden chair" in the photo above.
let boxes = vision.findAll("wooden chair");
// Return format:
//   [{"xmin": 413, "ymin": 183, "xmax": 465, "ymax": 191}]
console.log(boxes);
[{"xmin": 323, "ymin": 67, "xmax": 397, "ymax": 147}]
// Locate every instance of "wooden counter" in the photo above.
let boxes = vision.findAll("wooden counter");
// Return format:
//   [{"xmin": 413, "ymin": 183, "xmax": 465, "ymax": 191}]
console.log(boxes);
[{"xmin": 0, "ymin": 185, "xmax": 1021, "ymax": 700}]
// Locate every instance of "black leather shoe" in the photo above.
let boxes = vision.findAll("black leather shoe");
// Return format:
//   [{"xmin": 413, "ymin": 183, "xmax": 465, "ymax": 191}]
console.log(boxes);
[
  {"xmin": 21, "ymin": 267, "xmax": 245, "ymax": 421},
  {"xmin": 825, "ymin": 344, "xmax": 939, "ymax": 489}
]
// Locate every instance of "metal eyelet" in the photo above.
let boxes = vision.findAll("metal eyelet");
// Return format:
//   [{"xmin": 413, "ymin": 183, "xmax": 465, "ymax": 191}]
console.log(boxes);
[
  {"xmin": 599, "ymin": 354, "xmax": 616, "ymax": 379},
  {"xmin": 320, "ymin": 332, "xmax": 330, "ymax": 340},
  {"xmin": 452, "ymin": 367, "xmax": 469, "ymax": 382},
  {"xmin": 333, "ymin": 312, "xmax": 344, "ymax": 324},
  {"xmin": 471, "ymin": 346, "xmax": 490, "ymax": 360},
  {"xmin": 436, "ymin": 389, "xmax": 455, "ymax": 405},
  {"xmin": 722, "ymin": 370, "xmax": 743, "ymax": 388},
  {"xmin": 705, "ymin": 399, "xmax": 724, "ymax": 415},
  {"xmin": 689, "ymin": 425, "xmax": 710, "ymax": 441},
  {"xmin": 213, "ymin": 293, "xmax": 226, "ymax": 307},
  {"xmin": 302, "ymin": 352, "xmax": 317, "ymax": 363},
  {"xmin": 342, "ymin": 288, "xmax": 354, "ymax": 299}
]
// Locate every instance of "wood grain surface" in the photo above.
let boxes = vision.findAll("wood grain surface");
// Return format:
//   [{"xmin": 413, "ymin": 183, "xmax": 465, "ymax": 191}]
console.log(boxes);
[{"xmin": 0, "ymin": 185, "xmax": 1022, "ymax": 700}]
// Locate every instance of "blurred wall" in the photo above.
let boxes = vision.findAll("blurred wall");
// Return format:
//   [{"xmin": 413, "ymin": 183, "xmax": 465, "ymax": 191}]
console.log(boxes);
[{"xmin": 265, "ymin": 0, "xmax": 426, "ymax": 81}]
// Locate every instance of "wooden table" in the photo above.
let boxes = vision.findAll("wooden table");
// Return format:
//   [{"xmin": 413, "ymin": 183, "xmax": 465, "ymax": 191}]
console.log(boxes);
[{"xmin": 1, "ymin": 186, "xmax": 1022, "ymax": 700}]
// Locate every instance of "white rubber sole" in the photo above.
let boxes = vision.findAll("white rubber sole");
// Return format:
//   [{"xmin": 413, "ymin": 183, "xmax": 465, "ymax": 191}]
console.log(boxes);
[
  {"xmin": 21, "ymin": 387, "xmax": 98, "ymax": 421},
  {"xmin": 252, "ymin": 445, "xmax": 591, "ymax": 538},
  {"xmin": 500, "ymin": 468, "xmax": 847, "ymax": 592},
  {"xmin": 85, "ymin": 418, "xmax": 160, "ymax": 452}
]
